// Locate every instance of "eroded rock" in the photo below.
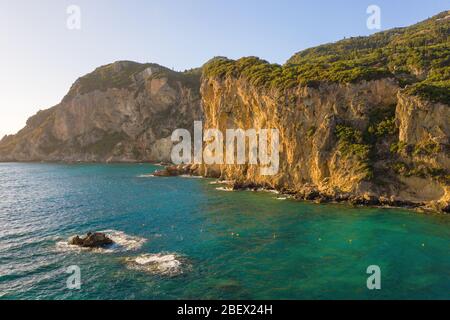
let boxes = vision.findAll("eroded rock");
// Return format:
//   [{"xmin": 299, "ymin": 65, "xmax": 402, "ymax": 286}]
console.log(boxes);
[{"xmin": 68, "ymin": 232, "xmax": 114, "ymax": 248}]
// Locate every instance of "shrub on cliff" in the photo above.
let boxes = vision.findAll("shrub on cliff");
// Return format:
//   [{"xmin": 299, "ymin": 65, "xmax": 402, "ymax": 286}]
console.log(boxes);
[
  {"xmin": 335, "ymin": 124, "xmax": 371, "ymax": 160},
  {"xmin": 203, "ymin": 11, "xmax": 449, "ymax": 104}
]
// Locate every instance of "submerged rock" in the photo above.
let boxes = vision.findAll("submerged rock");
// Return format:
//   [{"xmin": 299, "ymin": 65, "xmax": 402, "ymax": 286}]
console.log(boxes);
[{"xmin": 68, "ymin": 232, "xmax": 114, "ymax": 248}]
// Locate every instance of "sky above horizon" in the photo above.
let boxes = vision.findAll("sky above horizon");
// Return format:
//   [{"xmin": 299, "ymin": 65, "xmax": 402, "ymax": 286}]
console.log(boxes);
[{"xmin": 0, "ymin": 0, "xmax": 448, "ymax": 137}]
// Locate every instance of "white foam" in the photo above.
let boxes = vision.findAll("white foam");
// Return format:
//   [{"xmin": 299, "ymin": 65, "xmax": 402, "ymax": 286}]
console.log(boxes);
[
  {"xmin": 209, "ymin": 180, "xmax": 233, "ymax": 185},
  {"xmin": 56, "ymin": 230, "xmax": 146, "ymax": 254},
  {"xmin": 137, "ymin": 174, "xmax": 155, "ymax": 178},
  {"xmin": 102, "ymin": 230, "xmax": 146, "ymax": 251},
  {"xmin": 180, "ymin": 175, "xmax": 203, "ymax": 179},
  {"xmin": 215, "ymin": 187, "xmax": 234, "ymax": 192},
  {"xmin": 259, "ymin": 189, "xmax": 280, "ymax": 194},
  {"xmin": 126, "ymin": 253, "xmax": 186, "ymax": 276},
  {"xmin": 56, "ymin": 241, "xmax": 90, "ymax": 253}
]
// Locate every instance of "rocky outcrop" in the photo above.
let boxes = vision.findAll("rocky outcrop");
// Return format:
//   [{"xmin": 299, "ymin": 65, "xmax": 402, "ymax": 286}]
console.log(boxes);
[
  {"xmin": 0, "ymin": 61, "xmax": 203, "ymax": 162},
  {"xmin": 153, "ymin": 164, "xmax": 197, "ymax": 177},
  {"xmin": 68, "ymin": 232, "xmax": 114, "ymax": 248}
]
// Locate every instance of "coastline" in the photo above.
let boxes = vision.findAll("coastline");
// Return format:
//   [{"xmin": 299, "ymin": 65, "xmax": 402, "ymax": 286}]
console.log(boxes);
[
  {"xmin": 0, "ymin": 160, "xmax": 169, "ymax": 166},
  {"xmin": 153, "ymin": 164, "xmax": 449, "ymax": 214},
  {"xmin": 1, "ymin": 160, "xmax": 447, "ymax": 214}
]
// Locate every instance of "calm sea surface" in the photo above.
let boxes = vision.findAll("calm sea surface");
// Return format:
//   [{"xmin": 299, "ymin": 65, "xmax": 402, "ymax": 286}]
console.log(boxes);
[{"xmin": 0, "ymin": 163, "xmax": 448, "ymax": 299}]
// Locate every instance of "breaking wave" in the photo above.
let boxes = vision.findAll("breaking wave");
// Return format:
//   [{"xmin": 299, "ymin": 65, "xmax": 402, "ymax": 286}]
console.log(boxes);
[
  {"xmin": 125, "ymin": 253, "xmax": 188, "ymax": 276},
  {"xmin": 180, "ymin": 175, "xmax": 203, "ymax": 179},
  {"xmin": 209, "ymin": 180, "xmax": 233, "ymax": 185},
  {"xmin": 137, "ymin": 174, "xmax": 155, "ymax": 178},
  {"xmin": 215, "ymin": 187, "xmax": 234, "ymax": 192}
]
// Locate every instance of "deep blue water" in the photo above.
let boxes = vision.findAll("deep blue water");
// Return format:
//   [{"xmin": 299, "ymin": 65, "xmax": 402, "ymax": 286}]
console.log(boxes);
[{"xmin": 0, "ymin": 163, "xmax": 448, "ymax": 300}]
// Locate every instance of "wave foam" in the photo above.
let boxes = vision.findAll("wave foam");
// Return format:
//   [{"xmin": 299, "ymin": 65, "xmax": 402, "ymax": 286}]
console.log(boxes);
[
  {"xmin": 180, "ymin": 175, "xmax": 203, "ymax": 179},
  {"xmin": 137, "ymin": 174, "xmax": 155, "ymax": 178},
  {"xmin": 125, "ymin": 253, "xmax": 187, "ymax": 276},
  {"xmin": 210, "ymin": 180, "xmax": 233, "ymax": 185},
  {"xmin": 216, "ymin": 187, "xmax": 234, "ymax": 192},
  {"xmin": 258, "ymin": 188, "xmax": 279, "ymax": 194},
  {"xmin": 56, "ymin": 230, "xmax": 146, "ymax": 254}
]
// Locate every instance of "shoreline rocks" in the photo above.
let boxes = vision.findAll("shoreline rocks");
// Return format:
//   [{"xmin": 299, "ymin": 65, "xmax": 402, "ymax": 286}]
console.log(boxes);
[
  {"xmin": 153, "ymin": 164, "xmax": 200, "ymax": 177},
  {"xmin": 152, "ymin": 164, "xmax": 448, "ymax": 213}
]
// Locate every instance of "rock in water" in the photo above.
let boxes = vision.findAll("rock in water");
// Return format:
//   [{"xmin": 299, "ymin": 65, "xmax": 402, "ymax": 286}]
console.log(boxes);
[
  {"xmin": 153, "ymin": 164, "xmax": 201, "ymax": 177},
  {"xmin": 68, "ymin": 232, "xmax": 114, "ymax": 248}
]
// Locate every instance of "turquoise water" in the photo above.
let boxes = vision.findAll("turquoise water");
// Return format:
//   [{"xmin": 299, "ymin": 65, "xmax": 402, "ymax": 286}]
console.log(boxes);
[{"xmin": 0, "ymin": 163, "xmax": 448, "ymax": 300}]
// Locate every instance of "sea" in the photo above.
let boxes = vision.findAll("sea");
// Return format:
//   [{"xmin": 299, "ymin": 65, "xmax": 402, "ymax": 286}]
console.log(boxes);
[{"xmin": 0, "ymin": 163, "xmax": 448, "ymax": 299}]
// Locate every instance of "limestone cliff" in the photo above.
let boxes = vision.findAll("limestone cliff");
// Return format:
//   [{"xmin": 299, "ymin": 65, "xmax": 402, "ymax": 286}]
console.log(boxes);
[
  {"xmin": 195, "ymin": 75, "xmax": 449, "ymax": 212},
  {"xmin": 0, "ymin": 61, "xmax": 202, "ymax": 162},
  {"xmin": 194, "ymin": 12, "xmax": 449, "ymax": 212}
]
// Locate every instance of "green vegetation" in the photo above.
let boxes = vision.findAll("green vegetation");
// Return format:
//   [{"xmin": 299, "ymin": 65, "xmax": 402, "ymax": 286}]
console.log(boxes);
[
  {"xmin": 404, "ymin": 79, "xmax": 450, "ymax": 104},
  {"xmin": 392, "ymin": 160, "xmax": 449, "ymax": 184},
  {"xmin": 335, "ymin": 124, "xmax": 371, "ymax": 159},
  {"xmin": 366, "ymin": 105, "xmax": 398, "ymax": 141},
  {"xmin": 335, "ymin": 124, "xmax": 373, "ymax": 179},
  {"xmin": 203, "ymin": 11, "xmax": 450, "ymax": 104},
  {"xmin": 413, "ymin": 139, "xmax": 441, "ymax": 156},
  {"xmin": 335, "ymin": 105, "xmax": 401, "ymax": 180},
  {"xmin": 367, "ymin": 117, "xmax": 397, "ymax": 137},
  {"xmin": 390, "ymin": 141, "xmax": 408, "ymax": 154}
]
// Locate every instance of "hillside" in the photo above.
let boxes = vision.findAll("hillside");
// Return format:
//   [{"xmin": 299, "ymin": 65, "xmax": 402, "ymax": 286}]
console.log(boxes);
[{"xmin": 0, "ymin": 61, "xmax": 202, "ymax": 162}]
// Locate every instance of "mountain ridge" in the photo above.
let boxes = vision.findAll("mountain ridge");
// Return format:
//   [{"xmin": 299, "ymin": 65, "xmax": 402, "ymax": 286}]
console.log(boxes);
[{"xmin": 0, "ymin": 60, "xmax": 202, "ymax": 162}]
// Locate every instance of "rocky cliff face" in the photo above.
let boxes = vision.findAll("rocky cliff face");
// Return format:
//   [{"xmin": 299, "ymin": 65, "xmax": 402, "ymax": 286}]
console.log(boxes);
[
  {"xmin": 194, "ymin": 75, "xmax": 449, "ymax": 211},
  {"xmin": 0, "ymin": 61, "xmax": 202, "ymax": 162},
  {"xmin": 189, "ymin": 12, "xmax": 449, "ymax": 212}
]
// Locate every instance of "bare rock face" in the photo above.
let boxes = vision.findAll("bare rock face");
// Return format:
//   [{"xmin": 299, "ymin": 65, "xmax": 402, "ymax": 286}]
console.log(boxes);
[
  {"xmin": 197, "ymin": 75, "xmax": 449, "ymax": 212},
  {"xmin": 68, "ymin": 232, "xmax": 113, "ymax": 248},
  {"xmin": 0, "ymin": 61, "xmax": 203, "ymax": 163}
]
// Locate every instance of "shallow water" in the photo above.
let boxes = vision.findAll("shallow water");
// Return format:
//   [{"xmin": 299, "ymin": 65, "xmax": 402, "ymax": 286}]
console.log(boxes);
[{"xmin": 0, "ymin": 163, "xmax": 448, "ymax": 299}]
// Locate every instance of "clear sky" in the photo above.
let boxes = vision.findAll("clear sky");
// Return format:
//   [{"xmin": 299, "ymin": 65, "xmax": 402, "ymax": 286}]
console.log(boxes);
[{"xmin": 0, "ymin": 0, "xmax": 448, "ymax": 137}]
